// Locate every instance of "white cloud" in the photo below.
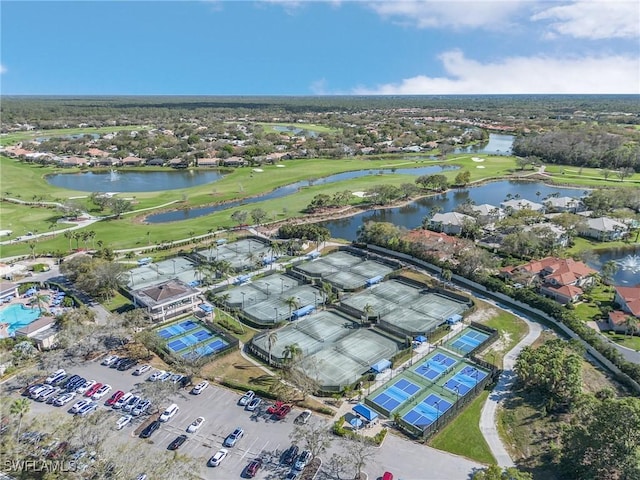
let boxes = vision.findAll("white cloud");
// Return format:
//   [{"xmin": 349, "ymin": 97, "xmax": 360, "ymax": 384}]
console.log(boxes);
[
  {"xmin": 532, "ymin": 0, "xmax": 640, "ymax": 39},
  {"xmin": 0, "ymin": 64, "xmax": 6, "ymax": 75},
  {"xmin": 367, "ymin": 0, "xmax": 527, "ymax": 30},
  {"xmin": 310, "ymin": 78, "xmax": 328, "ymax": 95},
  {"xmin": 352, "ymin": 50, "xmax": 640, "ymax": 94}
]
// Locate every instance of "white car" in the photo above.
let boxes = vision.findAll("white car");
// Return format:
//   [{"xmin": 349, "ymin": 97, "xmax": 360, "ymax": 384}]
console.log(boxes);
[
  {"xmin": 148, "ymin": 370, "xmax": 165, "ymax": 382},
  {"xmin": 186, "ymin": 417, "xmax": 205, "ymax": 433},
  {"xmin": 30, "ymin": 385, "xmax": 53, "ymax": 400},
  {"xmin": 123, "ymin": 395, "xmax": 142, "ymax": 413},
  {"xmin": 70, "ymin": 399, "xmax": 92, "ymax": 414},
  {"xmin": 158, "ymin": 371, "xmax": 172, "ymax": 382},
  {"xmin": 101, "ymin": 355, "xmax": 119, "ymax": 366},
  {"xmin": 246, "ymin": 397, "xmax": 262, "ymax": 412},
  {"xmin": 133, "ymin": 365, "xmax": 151, "ymax": 376},
  {"xmin": 115, "ymin": 415, "xmax": 133, "ymax": 430},
  {"xmin": 54, "ymin": 392, "xmax": 76, "ymax": 407},
  {"xmin": 113, "ymin": 392, "xmax": 132, "ymax": 409},
  {"xmin": 208, "ymin": 448, "xmax": 228, "ymax": 467},
  {"xmin": 77, "ymin": 402, "xmax": 97, "ymax": 416},
  {"xmin": 191, "ymin": 381, "xmax": 209, "ymax": 395},
  {"xmin": 45, "ymin": 369, "xmax": 66, "ymax": 384},
  {"xmin": 91, "ymin": 384, "xmax": 112, "ymax": 400},
  {"xmin": 238, "ymin": 390, "xmax": 255, "ymax": 406},
  {"xmin": 76, "ymin": 380, "xmax": 96, "ymax": 395}
]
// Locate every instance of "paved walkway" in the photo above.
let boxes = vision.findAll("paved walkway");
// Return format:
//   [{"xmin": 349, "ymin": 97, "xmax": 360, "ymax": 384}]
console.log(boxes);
[{"xmin": 479, "ymin": 311, "xmax": 542, "ymax": 467}]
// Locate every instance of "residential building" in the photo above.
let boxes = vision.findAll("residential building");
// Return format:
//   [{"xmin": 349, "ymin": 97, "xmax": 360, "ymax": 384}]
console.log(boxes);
[
  {"xmin": 501, "ymin": 256, "xmax": 596, "ymax": 304},
  {"xmin": 500, "ymin": 199, "xmax": 544, "ymax": 213},
  {"xmin": 0, "ymin": 282, "xmax": 18, "ymax": 302},
  {"xmin": 543, "ymin": 196, "xmax": 584, "ymax": 213},
  {"xmin": 609, "ymin": 285, "xmax": 640, "ymax": 333},
  {"xmin": 469, "ymin": 204, "xmax": 505, "ymax": 223},
  {"xmin": 522, "ymin": 223, "xmax": 569, "ymax": 247},
  {"xmin": 14, "ymin": 317, "xmax": 58, "ymax": 350},
  {"xmin": 578, "ymin": 217, "xmax": 628, "ymax": 241},
  {"xmin": 429, "ymin": 212, "xmax": 475, "ymax": 236}
]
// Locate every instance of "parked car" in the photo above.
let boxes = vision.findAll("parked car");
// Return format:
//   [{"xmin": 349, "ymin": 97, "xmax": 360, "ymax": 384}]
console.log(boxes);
[
  {"xmin": 168, "ymin": 434, "xmax": 188, "ymax": 450},
  {"xmin": 40, "ymin": 387, "xmax": 61, "ymax": 403},
  {"xmin": 26, "ymin": 383, "xmax": 44, "ymax": 396},
  {"xmin": 239, "ymin": 390, "xmax": 255, "ymax": 406},
  {"xmin": 186, "ymin": 416, "xmax": 205, "ymax": 433},
  {"xmin": 246, "ymin": 459, "xmax": 263, "ymax": 478},
  {"xmin": 123, "ymin": 395, "xmax": 142, "ymax": 413},
  {"xmin": 76, "ymin": 380, "xmax": 96, "ymax": 395},
  {"xmin": 223, "ymin": 427, "xmax": 244, "ymax": 447},
  {"xmin": 282, "ymin": 445, "xmax": 299, "ymax": 466},
  {"xmin": 51, "ymin": 374, "xmax": 70, "ymax": 387},
  {"xmin": 158, "ymin": 371, "xmax": 172, "ymax": 382},
  {"xmin": 274, "ymin": 404, "xmax": 292, "ymax": 420},
  {"xmin": 139, "ymin": 420, "xmax": 160, "ymax": 439},
  {"xmin": 266, "ymin": 401, "xmax": 285, "ymax": 414},
  {"xmin": 117, "ymin": 358, "xmax": 137, "ymax": 371},
  {"xmin": 92, "ymin": 384, "xmax": 112, "ymax": 400},
  {"xmin": 294, "ymin": 450, "xmax": 311, "ymax": 471},
  {"xmin": 208, "ymin": 448, "xmax": 228, "ymax": 467},
  {"xmin": 115, "ymin": 415, "xmax": 132, "ymax": 430},
  {"xmin": 112, "ymin": 357, "xmax": 129, "ymax": 369},
  {"xmin": 76, "ymin": 402, "xmax": 97, "ymax": 416},
  {"xmin": 381, "ymin": 472, "xmax": 393, "ymax": 480},
  {"xmin": 284, "ymin": 470, "xmax": 300, "ymax": 480},
  {"xmin": 246, "ymin": 397, "xmax": 262, "ymax": 412},
  {"xmin": 159, "ymin": 403, "xmax": 179, "ymax": 422},
  {"xmin": 70, "ymin": 399, "xmax": 92, "ymax": 414},
  {"xmin": 61, "ymin": 374, "xmax": 80, "ymax": 388},
  {"xmin": 105, "ymin": 390, "xmax": 125, "ymax": 406},
  {"xmin": 101, "ymin": 355, "xmax": 119, "ymax": 367},
  {"xmin": 148, "ymin": 370, "xmax": 165, "ymax": 382},
  {"xmin": 133, "ymin": 365, "xmax": 151, "ymax": 376},
  {"xmin": 84, "ymin": 383, "xmax": 103, "ymax": 398},
  {"xmin": 66, "ymin": 377, "xmax": 86, "ymax": 392},
  {"xmin": 54, "ymin": 392, "xmax": 76, "ymax": 407},
  {"xmin": 132, "ymin": 399, "xmax": 151, "ymax": 417},
  {"xmin": 169, "ymin": 373, "xmax": 183, "ymax": 384},
  {"xmin": 191, "ymin": 381, "xmax": 209, "ymax": 395},
  {"xmin": 31, "ymin": 385, "xmax": 54, "ymax": 400},
  {"xmin": 45, "ymin": 369, "xmax": 66, "ymax": 385},
  {"xmin": 295, "ymin": 410, "xmax": 312, "ymax": 425},
  {"xmin": 113, "ymin": 392, "xmax": 133, "ymax": 409}
]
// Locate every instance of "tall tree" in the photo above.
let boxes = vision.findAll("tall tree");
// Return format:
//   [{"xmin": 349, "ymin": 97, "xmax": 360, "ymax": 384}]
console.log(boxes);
[{"xmin": 10, "ymin": 398, "xmax": 30, "ymax": 439}]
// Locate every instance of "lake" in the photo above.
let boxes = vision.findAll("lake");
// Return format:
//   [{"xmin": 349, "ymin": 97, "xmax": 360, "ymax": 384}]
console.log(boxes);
[
  {"xmin": 144, "ymin": 165, "xmax": 457, "ymax": 223},
  {"xmin": 46, "ymin": 170, "xmax": 225, "ymax": 192},
  {"xmin": 454, "ymin": 133, "xmax": 515, "ymax": 155},
  {"xmin": 319, "ymin": 180, "xmax": 585, "ymax": 241}
]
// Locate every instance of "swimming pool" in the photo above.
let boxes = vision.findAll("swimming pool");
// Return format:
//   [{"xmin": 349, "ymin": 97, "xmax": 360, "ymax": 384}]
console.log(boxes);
[{"xmin": 0, "ymin": 304, "xmax": 42, "ymax": 336}]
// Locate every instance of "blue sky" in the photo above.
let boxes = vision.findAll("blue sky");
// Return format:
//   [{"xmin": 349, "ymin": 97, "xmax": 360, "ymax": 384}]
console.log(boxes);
[{"xmin": 1, "ymin": 1, "xmax": 638, "ymax": 95}]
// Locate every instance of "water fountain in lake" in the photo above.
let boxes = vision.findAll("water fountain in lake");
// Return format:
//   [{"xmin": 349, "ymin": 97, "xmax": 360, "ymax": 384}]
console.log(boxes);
[
  {"xmin": 617, "ymin": 254, "xmax": 640, "ymax": 274},
  {"xmin": 109, "ymin": 168, "xmax": 120, "ymax": 182}
]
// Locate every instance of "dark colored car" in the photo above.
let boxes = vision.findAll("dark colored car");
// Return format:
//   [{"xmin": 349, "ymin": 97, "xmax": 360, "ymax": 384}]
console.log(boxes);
[
  {"xmin": 139, "ymin": 420, "xmax": 161, "ymax": 439},
  {"xmin": 67, "ymin": 377, "xmax": 86, "ymax": 392},
  {"xmin": 168, "ymin": 435, "xmax": 187, "ymax": 450},
  {"xmin": 282, "ymin": 445, "xmax": 299, "ymax": 466},
  {"xmin": 246, "ymin": 459, "xmax": 263, "ymax": 478},
  {"xmin": 117, "ymin": 358, "xmax": 137, "ymax": 371}
]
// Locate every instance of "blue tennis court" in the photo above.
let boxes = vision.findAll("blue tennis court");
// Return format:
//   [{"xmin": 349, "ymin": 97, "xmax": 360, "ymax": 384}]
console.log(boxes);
[
  {"xmin": 167, "ymin": 328, "xmax": 214, "ymax": 353},
  {"xmin": 415, "ymin": 358, "xmax": 452, "ymax": 381},
  {"xmin": 446, "ymin": 328, "xmax": 490, "ymax": 354},
  {"xmin": 181, "ymin": 337, "xmax": 229, "ymax": 360},
  {"xmin": 157, "ymin": 319, "xmax": 199, "ymax": 339},
  {"xmin": 443, "ymin": 367, "xmax": 488, "ymax": 396},
  {"xmin": 402, "ymin": 394, "xmax": 453, "ymax": 428},
  {"xmin": 372, "ymin": 378, "xmax": 421, "ymax": 413}
]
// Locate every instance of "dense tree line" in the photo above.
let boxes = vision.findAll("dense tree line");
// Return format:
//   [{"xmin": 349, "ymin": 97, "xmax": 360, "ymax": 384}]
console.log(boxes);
[
  {"xmin": 278, "ymin": 224, "xmax": 330, "ymax": 242},
  {"xmin": 513, "ymin": 127, "xmax": 640, "ymax": 171},
  {"xmin": 59, "ymin": 254, "xmax": 125, "ymax": 301}
]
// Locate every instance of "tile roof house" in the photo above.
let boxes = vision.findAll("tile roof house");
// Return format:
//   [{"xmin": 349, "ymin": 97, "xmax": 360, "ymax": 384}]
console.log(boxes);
[
  {"xmin": 612, "ymin": 285, "xmax": 640, "ymax": 317},
  {"xmin": 429, "ymin": 212, "xmax": 475, "ymax": 236},
  {"xmin": 469, "ymin": 204, "xmax": 505, "ymax": 223},
  {"xmin": 502, "ymin": 256, "xmax": 597, "ymax": 304},
  {"xmin": 578, "ymin": 217, "xmax": 628, "ymax": 241},
  {"xmin": 543, "ymin": 196, "xmax": 584, "ymax": 213},
  {"xmin": 121, "ymin": 156, "xmax": 144, "ymax": 166},
  {"xmin": 58, "ymin": 156, "xmax": 88, "ymax": 167},
  {"xmin": 607, "ymin": 310, "xmax": 633, "ymax": 333},
  {"xmin": 500, "ymin": 199, "xmax": 545, "ymax": 213},
  {"xmin": 131, "ymin": 279, "xmax": 200, "ymax": 322},
  {"xmin": 404, "ymin": 229, "xmax": 466, "ymax": 262}
]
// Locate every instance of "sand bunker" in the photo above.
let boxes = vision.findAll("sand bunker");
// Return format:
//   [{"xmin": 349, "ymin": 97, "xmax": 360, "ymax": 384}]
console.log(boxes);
[
  {"xmin": 252, "ymin": 168, "xmax": 264, "ymax": 172},
  {"xmin": 352, "ymin": 191, "xmax": 368, "ymax": 198},
  {"xmin": 276, "ymin": 164, "xmax": 286, "ymax": 168},
  {"xmin": 472, "ymin": 157, "xmax": 485, "ymax": 162},
  {"xmin": 476, "ymin": 165, "xmax": 486, "ymax": 169}
]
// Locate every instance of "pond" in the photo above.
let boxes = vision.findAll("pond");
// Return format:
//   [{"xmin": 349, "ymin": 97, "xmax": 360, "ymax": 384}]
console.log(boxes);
[
  {"xmin": 454, "ymin": 133, "xmax": 515, "ymax": 155},
  {"xmin": 144, "ymin": 165, "xmax": 457, "ymax": 223},
  {"xmin": 584, "ymin": 244, "xmax": 640, "ymax": 286},
  {"xmin": 272, "ymin": 125, "xmax": 319, "ymax": 137},
  {"xmin": 45, "ymin": 170, "xmax": 226, "ymax": 192},
  {"xmin": 319, "ymin": 181, "xmax": 586, "ymax": 241}
]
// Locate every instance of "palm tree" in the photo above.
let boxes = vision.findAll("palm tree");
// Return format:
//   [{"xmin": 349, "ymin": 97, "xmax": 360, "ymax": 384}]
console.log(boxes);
[
  {"xmin": 285, "ymin": 296, "xmax": 300, "ymax": 321},
  {"xmin": 267, "ymin": 330, "xmax": 278, "ymax": 365},
  {"xmin": 283, "ymin": 343, "xmax": 302, "ymax": 364},
  {"xmin": 362, "ymin": 304, "xmax": 374, "ymax": 326},
  {"xmin": 321, "ymin": 281, "xmax": 333, "ymax": 305},
  {"xmin": 625, "ymin": 316, "xmax": 638, "ymax": 337},
  {"xmin": 88, "ymin": 230, "xmax": 96, "ymax": 249},
  {"xmin": 64, "ymin": 231, "xmax": 73, "ymax": 250},
  {"xmin": 10, "ymin": 398, "xmax": 30, "ymax": 439}
]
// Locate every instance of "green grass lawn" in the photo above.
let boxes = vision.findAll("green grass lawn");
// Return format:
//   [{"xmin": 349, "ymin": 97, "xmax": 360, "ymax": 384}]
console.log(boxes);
[
  {"xmin": 257, "ymin": 122, "xmax": 339, "ymax": 134},
  {"xmin": 0, "ymin": 125, "xmax": 149, "ymax": 146},
  {"xmin": 604, "ymin": 332, "xmax": 640, "ymax": 351},
  {"xmin": 476, "ymin": 306, "xmax": 528, "ymax": 368},
  {"xmin": 567, "ymin": 236, "xmax": 634, "ymax": 255},
  {"xmin": 429, "ymin": 390, "xmax": 495, "ymax": 464},
  {"xmin": 543, "ymin": 164, "xmax": 640, "ymax": 187},
  {"xmin": 102, "ymin": 291, "xmax": 133, "ymax": 313}
]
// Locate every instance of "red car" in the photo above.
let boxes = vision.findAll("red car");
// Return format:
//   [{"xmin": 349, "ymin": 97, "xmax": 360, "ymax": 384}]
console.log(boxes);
[
  {"xmin": 105, "ymin": 390, "xmax": 125, "ymax": 406},
  {"xmin": 274, "ymin": 404, "xmax": 292, "ymax": 420},
  {"xmin": 266, "ymin": 401, "xmax": 285, "ymax": 415},
  {"xmin": 84, "ymin": 383, "xmax": 103, "ymax": 398},
  {"xmin": 246, "ymin": 459, "xmax": 263, "ymax": 478}
]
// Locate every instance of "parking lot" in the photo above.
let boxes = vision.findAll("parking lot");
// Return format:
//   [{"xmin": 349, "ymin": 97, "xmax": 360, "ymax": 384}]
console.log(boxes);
[{"xmin": 15, "ymin": 358, "xmax": 316, "ymax": 479}]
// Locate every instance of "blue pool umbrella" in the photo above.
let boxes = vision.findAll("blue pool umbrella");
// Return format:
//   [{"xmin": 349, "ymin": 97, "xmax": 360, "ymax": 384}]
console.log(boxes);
[
  {"xmin": 415, "ymin": 335, "xmax": 427, "ymax": 343},
  {"xmin": 350, "ymin": 417, "xmax": 363, "ymax": 429}
]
